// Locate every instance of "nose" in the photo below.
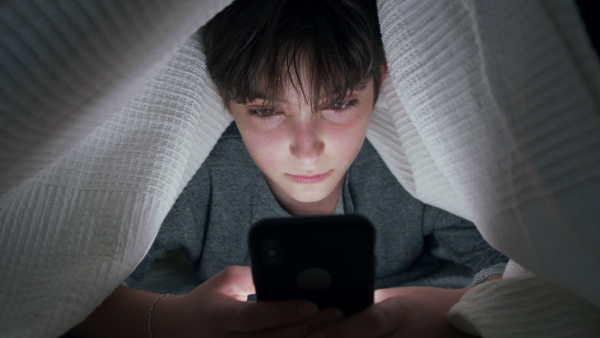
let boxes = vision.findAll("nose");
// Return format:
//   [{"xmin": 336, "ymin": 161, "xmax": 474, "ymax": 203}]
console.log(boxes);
[{"xmin": 289, "ymin": 119, "xmax": 324, "ymax": 166}]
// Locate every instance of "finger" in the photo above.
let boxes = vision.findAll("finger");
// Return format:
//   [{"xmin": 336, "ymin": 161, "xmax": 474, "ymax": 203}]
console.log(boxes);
[
  {"xmin": 254, "ymin": 307, "xmax": 345, "ymax": 338},
  {"xmin": 374, "ymin": 287, "xmax": 408, "ymax": 303},
  {"xmin": 210, "ymin": 266, "xmax": 256, "ymax": 301},
  {"xmin": 224, "ymin": 298, "xmax": 320, "ymax": 332},
  {"xmin": 207, "ymin": 266, "xmax": 320, "ymax": 332},
  {"xmin": 307, "ymin": 298, "xmax": 407, "ymax": 338}
]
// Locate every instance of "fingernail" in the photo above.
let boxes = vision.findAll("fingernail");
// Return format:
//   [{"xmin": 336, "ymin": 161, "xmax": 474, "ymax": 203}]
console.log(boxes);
[{"xmin": 299, "ymin": 303, "xmax": 319, "ymax": 317}]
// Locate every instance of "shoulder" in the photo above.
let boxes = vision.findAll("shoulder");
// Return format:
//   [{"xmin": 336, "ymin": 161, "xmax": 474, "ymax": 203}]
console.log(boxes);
[
  {"xmin": 352, "ymin": 138, "xmax": 380, "ymax": 166},
  {"xmin": 198, "ymin": 121, "xmax": 259, "ymax": 191},
  {"xmin": 350, "ymin": 138, "xmax": 402, "ymax": 191},
  {"xmin": 348, "ymin": 138, "xmax": 428, "ymax": 219},
  {"xmin": 196, "ymin": 122, "xmax": 255, "ymax": 176},
  {"xmin": 208, "ymin": 122, "xmax": 248, "ymax": 163},
  {"xmin": 177, "ymin": 122, "xmax": 251, "ymax": 196}
]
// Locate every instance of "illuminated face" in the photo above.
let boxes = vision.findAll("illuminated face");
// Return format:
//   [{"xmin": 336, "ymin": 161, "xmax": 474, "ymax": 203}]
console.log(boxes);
[{"xmin": 228, "ymin": 80, "xmax": 375, "ymax": 216}]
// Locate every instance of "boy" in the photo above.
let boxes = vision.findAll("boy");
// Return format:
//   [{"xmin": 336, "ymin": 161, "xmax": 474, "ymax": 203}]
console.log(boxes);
[{"xmin": 71, "ymin": 0, "xmax": 506, "ymax": 337}]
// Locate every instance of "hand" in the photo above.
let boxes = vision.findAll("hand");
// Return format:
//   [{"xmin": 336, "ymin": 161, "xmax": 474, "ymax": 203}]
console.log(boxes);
[
  {"xmin": 154, "ymin": 266, "xmax": 345, "ymax": 338},
  {"xmin": 306, "ymin": 286, "xmax": 476, "ymax": 338}
]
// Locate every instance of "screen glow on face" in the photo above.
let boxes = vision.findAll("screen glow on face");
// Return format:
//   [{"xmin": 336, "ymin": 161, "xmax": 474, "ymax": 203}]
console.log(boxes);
[{"xmin": 228, "ymin": 79, "xmax": 376, "ymax": 216}]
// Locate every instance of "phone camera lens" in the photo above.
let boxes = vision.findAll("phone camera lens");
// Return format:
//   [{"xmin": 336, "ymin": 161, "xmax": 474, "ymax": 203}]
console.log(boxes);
[{"xmin": 261, "ymin": 238, "xmax": 283, "ymax": 268}]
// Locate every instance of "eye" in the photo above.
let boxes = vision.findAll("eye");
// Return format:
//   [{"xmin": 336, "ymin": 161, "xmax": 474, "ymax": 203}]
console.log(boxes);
[
  {"xmin": 247, "ymin": 107, "xmax": 283, "ymax": 117},
  {"xmin": 330, "ymin": 102, "xmax": 349, "ymax": 110},
  {"xmin": 323, "ymin": 99, "xmax": 359, "ymax": 111}
]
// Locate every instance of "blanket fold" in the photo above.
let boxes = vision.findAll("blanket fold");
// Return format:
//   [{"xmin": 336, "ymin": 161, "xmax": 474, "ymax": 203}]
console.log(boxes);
[
  {"xmin": 449, "ymin": 275, "xmax": 600, "ymax": 337},
  {"xmin": 1, "ymin": 0, "xmax": 599, "ymax": 337}
]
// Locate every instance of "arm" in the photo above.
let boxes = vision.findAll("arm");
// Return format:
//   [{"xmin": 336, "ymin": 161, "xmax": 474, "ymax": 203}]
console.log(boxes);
[
  {"xmin": 306, "ymin": 276, "xmax": 502, "ymax": 338},
  {"xmin": 71, "ymin": 266, "xmax": 342, "ymax": 338},
  {"xmin": 305, "ymin": 208, "xmax": 506, "ymax": 338},
  {"xmin": 70, "ymin": 167, "xmax": 215, "ymax": 337},
  {"xmin": 70, "ymin": 285, "xmax": 165, "ymax": 338}
]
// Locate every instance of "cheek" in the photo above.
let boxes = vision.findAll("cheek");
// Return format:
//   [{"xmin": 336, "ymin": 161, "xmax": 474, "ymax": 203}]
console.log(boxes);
[
  {"xmin": 328, "ymin": 127, "xmax": 367, "ymax": 157},
  {"xmin": 323, "ymin": 105, "xmax": 371, "ymax": 128},
  {"xmin": 238, "ymin": 125, "xmax": 288, "ymax": 170},
  {"xmin": 322, "ymin": 129, "xmax": 368, "ymax": 170},
  {"xmin": 323, "ymin": 110, "xmax": 371, "ymax": 149}
]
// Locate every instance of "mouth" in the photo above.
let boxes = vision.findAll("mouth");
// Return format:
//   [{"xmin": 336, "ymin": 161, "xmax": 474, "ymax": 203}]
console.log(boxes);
[{"xmin": 285, "ymin": 170, "xmax": 333, "ymax": 184}]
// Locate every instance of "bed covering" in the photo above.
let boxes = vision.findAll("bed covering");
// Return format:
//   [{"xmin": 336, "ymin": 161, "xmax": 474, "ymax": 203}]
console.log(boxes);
[{"xmin": 1, "ymin": 0, "xmax": 599, "ymax": 337}]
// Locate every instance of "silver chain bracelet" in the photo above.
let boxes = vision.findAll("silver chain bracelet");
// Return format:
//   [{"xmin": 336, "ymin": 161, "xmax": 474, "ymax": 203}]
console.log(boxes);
[{"xmin": 148, "ymin": 293, "xmax": 171, "ymax": 338}]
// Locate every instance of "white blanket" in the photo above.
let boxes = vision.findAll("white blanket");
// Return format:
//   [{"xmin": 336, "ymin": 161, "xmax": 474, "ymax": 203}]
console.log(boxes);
[{"xmin": 1, "ymin": 0, "xmax": 599, "ymax": 337}]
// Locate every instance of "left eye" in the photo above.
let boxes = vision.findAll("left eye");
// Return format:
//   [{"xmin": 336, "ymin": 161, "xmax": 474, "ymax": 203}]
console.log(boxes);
[
  {"xmin": 253, "ymin": 108, "xmax": 280, "ymax": 116},
  {"xmin": 327, "ymin": 101, "xmax": 350, "ymax": 110},
  {"xmin": 247, "ymin": 107, "xmax": 283, "ymax": 117}
]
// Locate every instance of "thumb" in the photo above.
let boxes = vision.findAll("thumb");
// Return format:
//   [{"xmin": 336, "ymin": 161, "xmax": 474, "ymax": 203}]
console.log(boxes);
[
  {"xmin": 374, "ymin": 287, "xmax": 406, "ymax": 303},
  {"xmin": 210, "ymin": 266, "xmax": 256, "ymax": 301}
]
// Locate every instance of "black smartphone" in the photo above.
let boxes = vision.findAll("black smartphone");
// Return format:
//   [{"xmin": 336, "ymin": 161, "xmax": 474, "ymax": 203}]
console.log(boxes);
[{"xmin": 248, "ymin": 215, "xmax": 376, "ymax": 317}]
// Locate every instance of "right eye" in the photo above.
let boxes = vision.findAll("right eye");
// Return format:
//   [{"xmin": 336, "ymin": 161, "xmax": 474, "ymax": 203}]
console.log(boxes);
[{"xmin": 247, "ymin": 107, "xmax": 283, "ymax": 118}]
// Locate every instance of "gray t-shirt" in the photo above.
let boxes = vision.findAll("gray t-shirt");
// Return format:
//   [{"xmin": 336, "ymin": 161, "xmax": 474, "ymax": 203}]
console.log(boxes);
[{"xmin": 127, "ymin": 122, "xmax": 507, "ymax": 289}]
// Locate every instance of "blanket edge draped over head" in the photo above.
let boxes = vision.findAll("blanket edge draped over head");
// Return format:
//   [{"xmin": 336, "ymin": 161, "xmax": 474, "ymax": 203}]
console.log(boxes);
[{"xmin": 1, "ymin": 0, "xmax": 599, "ymax": 337}]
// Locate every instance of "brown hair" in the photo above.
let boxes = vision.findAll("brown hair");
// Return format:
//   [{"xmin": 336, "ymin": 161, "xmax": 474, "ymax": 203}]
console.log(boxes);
[{"xmin": 202, "ymin": 0, "xmax": 386, "ymax": 112}]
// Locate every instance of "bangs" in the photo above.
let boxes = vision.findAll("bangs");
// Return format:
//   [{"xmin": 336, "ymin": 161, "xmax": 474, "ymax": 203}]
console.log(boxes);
[{"xmin": 203, "ymin": 0, "xmax": 385, "ymax": 111}]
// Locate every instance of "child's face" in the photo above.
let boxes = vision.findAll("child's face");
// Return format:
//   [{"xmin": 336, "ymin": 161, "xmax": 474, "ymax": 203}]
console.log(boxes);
[{"xmin": 228, "ymin": 79, "xmax": 375, "ymax": 213}]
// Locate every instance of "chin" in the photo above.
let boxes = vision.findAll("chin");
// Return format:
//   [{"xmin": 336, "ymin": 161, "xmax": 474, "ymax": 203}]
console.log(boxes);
[{"xmin": 289, "ymin": 188, "xmax": 332, "ymax": 204}]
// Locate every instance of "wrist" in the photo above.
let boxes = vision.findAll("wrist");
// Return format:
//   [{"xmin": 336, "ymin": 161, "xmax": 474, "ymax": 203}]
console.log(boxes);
[{"xmin": 149, "ymin": 293, "xmax": 183, "ymax": 338}]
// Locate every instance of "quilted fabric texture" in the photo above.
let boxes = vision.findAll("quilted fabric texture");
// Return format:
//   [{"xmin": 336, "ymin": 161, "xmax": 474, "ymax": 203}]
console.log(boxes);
[{"xmin": 1, "ymin": 0, "xmax": 599, "ymax": 336}]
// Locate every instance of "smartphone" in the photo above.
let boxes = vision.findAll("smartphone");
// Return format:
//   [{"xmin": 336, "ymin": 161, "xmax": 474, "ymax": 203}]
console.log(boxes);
[{"xmin": 248, "ymin": 215, "xmax": 376, "ymax": 317}]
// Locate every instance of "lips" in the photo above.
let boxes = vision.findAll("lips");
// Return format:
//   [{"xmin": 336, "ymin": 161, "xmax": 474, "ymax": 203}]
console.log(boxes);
[{"xmin": 285, "ymin": 170, "xmax": 333, "ymax": 184}]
